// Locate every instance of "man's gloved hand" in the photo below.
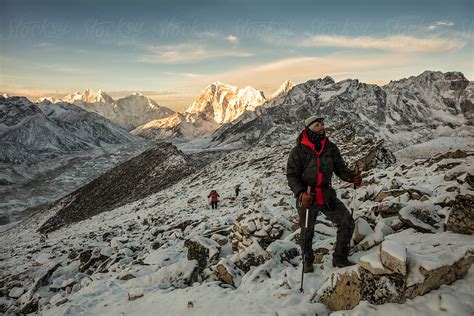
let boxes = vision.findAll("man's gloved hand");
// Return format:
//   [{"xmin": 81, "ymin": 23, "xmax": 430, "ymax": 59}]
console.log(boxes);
[
  {"xmin": 298, "ymin": 191, "xmax": 313, "ymax": 209},
  {"xmin": 350, "ymin": 173, "xmax": 362, "ymax": 187}
]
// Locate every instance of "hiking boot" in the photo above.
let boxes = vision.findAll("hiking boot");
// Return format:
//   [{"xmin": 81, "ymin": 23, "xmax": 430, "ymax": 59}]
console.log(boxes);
[
  {"xmin": 303, "ymin": 260, "xmax": 314, "ymax": 273},
  {"xmin": 332, "ymin": 257, "xmax": 356, "ymax": 268}
]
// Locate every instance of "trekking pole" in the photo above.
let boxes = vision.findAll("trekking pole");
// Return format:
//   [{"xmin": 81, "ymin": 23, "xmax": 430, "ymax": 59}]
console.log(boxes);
[
  {"xmin": 300, "ymin": 186, "xmax": 312, "ymax": 293},
  {"xmin": 351, "ymin": 165, "xmax": 360, "ymax": 216}
]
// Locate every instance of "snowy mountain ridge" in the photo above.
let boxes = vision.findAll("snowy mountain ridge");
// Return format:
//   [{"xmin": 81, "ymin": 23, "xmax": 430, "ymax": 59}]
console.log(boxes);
[
  {"xmin": 209, "ymin": 70, "xmax": 473, "ymax": 151},
  {"xmin": 132, "ymin": 81, "xmax": 272, "ymax": 141},
  {"xmin": 41, "ymin": 89, "xmax": 176, "ymax": 131},
  {"xmin": 185, "ymin": 81, "xmax": 267, "ymax": 124},
  {"xmin": 0, "ymin": 96, "xmax": 138, "ymax": 164}
]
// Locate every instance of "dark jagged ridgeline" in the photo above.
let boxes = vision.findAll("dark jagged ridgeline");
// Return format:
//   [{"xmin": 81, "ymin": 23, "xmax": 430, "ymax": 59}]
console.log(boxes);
[{"xmin": 38, "ymin": 142, "xmax": 195, "ymax": 234}]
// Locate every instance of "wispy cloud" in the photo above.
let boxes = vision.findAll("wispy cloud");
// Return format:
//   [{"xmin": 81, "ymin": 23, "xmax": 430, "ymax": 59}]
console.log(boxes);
[
  {"xmin": 298, "ymin": 34, "xmax": 465, "ymax": 52},
  {"xmin": 161, "ymin": 71, "xmax": 205, "ymax": 78},
  {"xmin": 36, "ymin": 63, "xmax": 95, "ymax": 74},
  {"xmin": 427, "ymin": 20, "xmax": 455, "ymax": 31},
  {"xmin": 139, "ymin": 43, "xmax": 253, "ymax": 64},
  {"xmin": 171, "ymin": 51, "xmax": 416, "ymax": 98}
]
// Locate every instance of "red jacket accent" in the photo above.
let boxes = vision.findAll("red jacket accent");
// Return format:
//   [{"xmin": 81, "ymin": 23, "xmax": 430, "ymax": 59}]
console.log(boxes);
[
  {"xmin": 301, "ymin": 130, "xmax": 327, "ymax": 205},
  {"xmin": 208, "ymin": 192, "xmax": 219, "ymax": 202}
]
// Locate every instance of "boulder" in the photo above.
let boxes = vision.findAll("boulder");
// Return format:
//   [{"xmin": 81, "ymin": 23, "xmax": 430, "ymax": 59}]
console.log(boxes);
[
  {"xmin": 374, "ymin": 201, "xmax": 403, "ymax": 217},
  {"xmin": 266, "ymin": 240, "xmax": 298, "ymax": 264},
  {"xmin": 8, "ymin": 287, "xmax": 25, "ymax": 299},
  {"xmin": 215, "ymin": 258, "xmax": 244, "ymax": 287},
  {"xmin": 230, "ymin": 240, "xmax": 271, "ymax": 272},
  {"xmin": 380, "ymin": 240, "xmax": 407, "ymax": 275},
  {"xmin": 399, "ymin": 202, "xmax": 443, "ymax": 233},
  {"xmin": 353, "ymin": 218, "xmax": 374, "ymax": 244},
  {"xmin": 374, "ymin": 189, "xmax": 406, "ymax": 203},
  {"xmin": 184, "ymin": 236, "xmax": 221, "ymax": 270},
  {"xmin": 318, "ymin": 270, "xmax": 361, "ymax": 311},
  {"xmin": 447, "ymin": 194, "xmax": 474, "ymax": 235},
  {"xmin": 405, "ymin": 255, "xmax": 473, "ymax": 299},
  {"xmin": 314, "ymin": 248, "xmax": 330, "ymax": 264},
  {"xmin": 128, "ymin": 288, "xmax": 144, "ymax": 301}
]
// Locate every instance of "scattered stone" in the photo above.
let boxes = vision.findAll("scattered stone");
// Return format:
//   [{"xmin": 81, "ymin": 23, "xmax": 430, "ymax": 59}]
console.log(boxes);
[
  {"xmin": 117, "ymin": 273, "xmax": 136, "ymax": 281},
  {"xmin": 359, "ymin": 250, "xmax": 387, "ymax": 275},
  {"xmin": 8, "ymin": 287, "xmax": 25, "ymax": 298},
  {"xmin": 405, "ymin": 256, "xmax": 473, "ymax": 298},
  {"xmin": 314, "ymin": 248, "xmax": 330, "ymax": 264},
  {"xmin": 318, "ymin": 270, "xmax": 361, "ymax": 311},
  {"xmin": 380, "ymin": 240, "xmax": 407, "ymax": 275},
  {"xmin": 399, "ymin": 202, "xmax": 443, "ymax": 233},
  {"xmin": 50, "ymin": 293, "xmax": 67, "ymax": 306},
  {"xmin": 231, "ymin": 240, "xmax": 271, "ymax": 273},
  {"xmin": 100, "ymin": 246, "xmax": 114, "ymax": 257},
  {"xmin": 373, "ymin": 202, "xmax": 403, "ymax": 217},
  {"xmin": 447, "ymin": 194, "xmax": 474, "ymax": 235},
  {"xmin": 128, "ymin": 288, "xmax": 144, "ymax": 301},
  {"xmin": 266, "ymin": 240, "xmax": 298, "ymax": 264},
  {"xmin": 210, "ymin": 234, "xmax": 228, "ymax": 246},
  {"xmin": 215, "ymin": 258, "xmax": 244, "ymax": 287},
  {"xmin": 359, "ymin": 268, "xmax": 406, "ymax": 304},
  {"xmin": 353, "ymin": 218, "xmax": 374, "ymax": 244},
  {"xmin": 185, "ymin": 236, "xmax": 221, "ymax": 270},
  {"xmin": 374, "ymin": 189, "xmax": 406, "ymax": 203}
]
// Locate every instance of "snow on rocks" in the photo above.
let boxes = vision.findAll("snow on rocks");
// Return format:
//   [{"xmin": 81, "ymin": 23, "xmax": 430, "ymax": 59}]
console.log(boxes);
[
  {"xmin": 399, "ymin": 201, "xmax": 443, "ymax": 233},
  {"xmin": 229, "ymin": 209, "xmax": 289, "ymax": 251},
  {"xmin": 127, "ymin": 259, "xmax": 199, "ymax": 289},
  {"xmin": 353, "ymin": 218, "xmax": 374, "ymax": 244},
  {"xmin": 215, "ymin": 258, "xmax": 244, "ymax": 287},
  {"xmin": 317, "ymin": 229, "xmax": 474, "ymax": 310},
  {"xmin": 1, "ymin": 140, "xmax": 473, "ymax": 314},
  {"xmin": 229, "ymin": 239, "xmax": 272, "ymax": 273},
  {"xmin": 380, "ymin": 240, "xmax": 407, "ymax": 275},
  {"xmin": 317, "ymin": 268, "xmax": 361, "ymax": 311},
  {"xmin": 127, "ymin": 287, "xmax": 144, "ymax": 301},
  {"xmin": 184, "ymin": 236, "xmax": 221, "ymax": 270}
]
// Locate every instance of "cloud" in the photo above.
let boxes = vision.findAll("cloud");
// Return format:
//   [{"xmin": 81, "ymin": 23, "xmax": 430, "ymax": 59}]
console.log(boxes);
[
  {"xmin": 297, "ymin": 34, "xmax": 465, "ymax": 52},
  {"xmin": 226, "ymin": 35, "xmax": 239, "ymax": 42},
  {"xmin": 427, "ymin": 20, "xmax": 455, "ymax": 31},
  {"xmin": 171, "ymin": 51, "xmax": 416, "ymax": 98},
  {"xmin": 139, "ymin": 43, "xmax": 253, "ymax": 64}
]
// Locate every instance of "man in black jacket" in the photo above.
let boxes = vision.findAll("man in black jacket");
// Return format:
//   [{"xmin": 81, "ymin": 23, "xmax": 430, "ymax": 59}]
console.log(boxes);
[{"xmin": 286, "ymin": 116, "xmax": 362, "ymax": 271}]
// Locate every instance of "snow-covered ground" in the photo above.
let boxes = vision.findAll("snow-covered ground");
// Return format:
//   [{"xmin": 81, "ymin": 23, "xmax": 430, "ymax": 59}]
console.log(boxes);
[{"xmin": 1, "ymin": 133, "xmax": 473, "ymax": 315}]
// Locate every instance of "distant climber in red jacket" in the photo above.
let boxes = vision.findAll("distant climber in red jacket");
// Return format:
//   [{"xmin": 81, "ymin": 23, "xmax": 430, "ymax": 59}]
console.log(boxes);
[{"xmin": 208, "ymin": 190, "xmax": 220, "ymax": 209}]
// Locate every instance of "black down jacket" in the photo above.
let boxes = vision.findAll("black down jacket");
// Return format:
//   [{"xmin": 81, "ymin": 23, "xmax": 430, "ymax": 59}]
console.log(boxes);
[{"xmin": 286, "ymin": 130, "xmax": 355, "ymax": 210}]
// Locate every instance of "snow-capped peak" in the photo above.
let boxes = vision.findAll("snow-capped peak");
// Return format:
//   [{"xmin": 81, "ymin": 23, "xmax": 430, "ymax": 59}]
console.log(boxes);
[
  {"xmin": 63, "ymin": 89, "xmax": 114, "ymax": 104},
  {"xmin": 185, "ymin": 82, "xmax": 267, "ymax": 124},
  {"xmin": 270, "ymin": 80, "xmax": 295, "ymax": 99}
]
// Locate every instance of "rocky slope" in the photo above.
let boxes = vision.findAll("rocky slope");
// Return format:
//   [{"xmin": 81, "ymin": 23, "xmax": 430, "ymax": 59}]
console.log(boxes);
[
  {"xmin": 0, "ymin": 135, "xmax": 472, "ymax": 314},
  {"xmin": 36, "ymin": 142, "xmax": 197, "ymax": 234}
]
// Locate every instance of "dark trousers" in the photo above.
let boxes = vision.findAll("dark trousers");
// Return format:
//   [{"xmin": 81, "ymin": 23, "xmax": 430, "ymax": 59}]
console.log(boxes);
[
  {"xmin": 211, "ymin": 201, "xmax": 218, "ymax": 209},
  {"xmin": 297, "ymin": 198, "xmax": 354, "ymax": 262}
]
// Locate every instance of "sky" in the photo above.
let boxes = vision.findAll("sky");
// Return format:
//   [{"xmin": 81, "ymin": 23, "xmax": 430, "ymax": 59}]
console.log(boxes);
[{"xmin": 0, "ymin": 0, "xmax": 473, "ymax": 111}]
